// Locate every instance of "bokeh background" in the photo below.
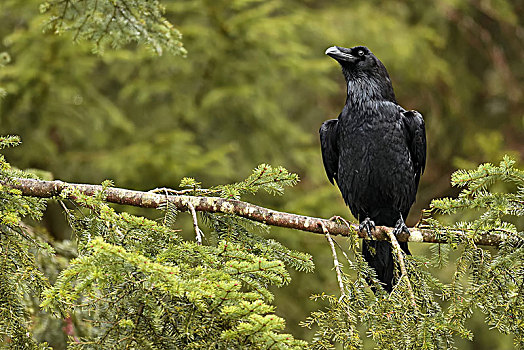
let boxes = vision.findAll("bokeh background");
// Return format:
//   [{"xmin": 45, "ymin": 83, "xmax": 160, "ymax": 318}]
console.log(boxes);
[{"xmin": 1, "ymin": 0, "xmax": 523, "ymax": 348}]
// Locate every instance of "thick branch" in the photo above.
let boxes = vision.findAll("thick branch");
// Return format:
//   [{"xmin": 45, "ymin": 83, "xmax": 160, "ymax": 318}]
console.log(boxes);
[{"xmin": 8, "ymin": 178, "xmax": 503, "ymax": 246}]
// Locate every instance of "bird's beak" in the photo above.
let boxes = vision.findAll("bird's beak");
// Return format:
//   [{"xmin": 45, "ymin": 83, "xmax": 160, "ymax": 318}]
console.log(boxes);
[{"xmin": 325, "ymin": 46, "xmax": 357, "ymax": 63}]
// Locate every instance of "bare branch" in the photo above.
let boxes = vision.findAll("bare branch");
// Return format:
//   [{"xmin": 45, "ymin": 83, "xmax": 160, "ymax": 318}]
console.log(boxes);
[
  {"xmin": 385, "ymin": 230, "xmax": 417, "ymax": 308},
  {"xmin": 320, "ymin": 222, "xmax": 345, "ymax": 298},
  {"xmin": 6, "ymin": 178, "xmax": 503, "ymax": 246},
  {"xmin": 187, "ymin": 202, "xmax": 203, "ymax": 245}
]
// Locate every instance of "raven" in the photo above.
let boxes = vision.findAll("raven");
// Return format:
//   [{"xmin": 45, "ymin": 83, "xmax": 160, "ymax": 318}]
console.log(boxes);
[{"xmin": 320, "ymin": 45, "xmax": 426, "ymax": 292}]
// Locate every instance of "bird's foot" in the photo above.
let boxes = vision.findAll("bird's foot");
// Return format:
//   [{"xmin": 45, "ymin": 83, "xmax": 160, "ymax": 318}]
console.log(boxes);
[
  {"xmin": 359, "ymin": 217, "xmax": 376, "ymax": 239},
  {"xmin": 392, "ymin": 217, "xmax": 410, "ymax": 237}
]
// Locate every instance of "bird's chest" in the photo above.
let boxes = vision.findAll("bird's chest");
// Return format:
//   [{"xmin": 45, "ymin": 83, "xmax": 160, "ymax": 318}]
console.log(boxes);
[
  {"xmin": 336, "ymin": 114, "xmax": 412, "ymax": 200},
  {"xmin": 339, "ymin": 116, "xmax": 405, "ymax": 167}
]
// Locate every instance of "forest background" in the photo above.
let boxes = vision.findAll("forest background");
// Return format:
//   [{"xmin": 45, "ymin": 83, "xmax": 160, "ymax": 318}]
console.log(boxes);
[{"xmin": 0, "ymin": 0, "xmax": 523, "ymax": 348}]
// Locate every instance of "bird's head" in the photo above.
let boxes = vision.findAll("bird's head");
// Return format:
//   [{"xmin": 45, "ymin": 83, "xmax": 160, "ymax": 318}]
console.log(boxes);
[
  {"xmin": 325, "ymin": 45, "xmax": 395, "ymax": 101},
  {"xmin": 325, "ymin": 45, "xmax": 382, "ymax": 75}
]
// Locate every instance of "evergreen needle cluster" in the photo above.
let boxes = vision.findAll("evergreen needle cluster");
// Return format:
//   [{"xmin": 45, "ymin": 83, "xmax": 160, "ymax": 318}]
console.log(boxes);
[
  {"xmin": 0, "ymin": 136, "xmax": 51, "ymax": 349},
  {"xmin": 42, "ymin": 167, "xmax": 311, "ymax": 348},
  {"xmin": 40, "ymin": 0, "xmax": 186, "ymax": 55}
]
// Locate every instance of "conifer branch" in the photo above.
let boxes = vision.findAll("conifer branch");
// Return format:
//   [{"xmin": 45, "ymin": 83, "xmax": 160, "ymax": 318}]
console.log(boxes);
[{"xmin": 6, "ymin": 178, "xmax": 504, "ymax": 246}]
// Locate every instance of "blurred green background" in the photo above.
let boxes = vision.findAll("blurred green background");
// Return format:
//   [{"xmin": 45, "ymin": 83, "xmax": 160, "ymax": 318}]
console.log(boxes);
[{"xmin": 0, "ymin": 0, "xmax": 523, "ymax": 348}]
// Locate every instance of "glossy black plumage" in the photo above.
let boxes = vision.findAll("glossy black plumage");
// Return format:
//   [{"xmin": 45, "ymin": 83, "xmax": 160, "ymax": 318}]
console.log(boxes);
[{"xmin": 320, "ymin": 45, "xmax": 426, "ymax": 292}]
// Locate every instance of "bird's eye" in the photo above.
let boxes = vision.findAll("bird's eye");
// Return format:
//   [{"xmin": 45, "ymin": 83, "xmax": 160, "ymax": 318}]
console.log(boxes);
[{"xmin": 358, "ymin": 50, "xmax": 365, "ymax": 57}]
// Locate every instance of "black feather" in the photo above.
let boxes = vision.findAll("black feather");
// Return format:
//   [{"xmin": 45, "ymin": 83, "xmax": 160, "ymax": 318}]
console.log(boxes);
[{"xmin": 319, "ymin": 119, "xmax": 339, "ymax": 185}]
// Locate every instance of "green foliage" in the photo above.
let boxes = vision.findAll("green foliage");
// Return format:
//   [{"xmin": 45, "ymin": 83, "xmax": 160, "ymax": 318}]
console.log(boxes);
[
  {"xmin": 429, "ymin": 157, "xmax": 524, "ymax": 347},
  {"xmin": 38, "ymin": 163, "xmax": 310, "ymax": 348},
  {"xmin": 429, "ymin": 156, "xmax": 523, "ymax": 245},
  {"xmin": 40, "ymin": 0, "xmax": 186, "ymax": 55},
  {"xmin": 0, "ymin": 137, "xmax": 51, "ymax": 349},
  {"xmin": 214, "ymin": 164, "xmax": 300, "ymax": 198},
  {"xmin": 304, "ymin": 157, "xmax": 524, "ymax": 349},
  {"xmin": 179, "ymin": 164, "xmax": 300, "ymax": 199}
]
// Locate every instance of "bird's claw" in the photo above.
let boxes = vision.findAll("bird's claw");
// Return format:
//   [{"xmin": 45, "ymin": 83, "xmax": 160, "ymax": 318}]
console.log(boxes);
[
  {"xmin": 392, "ymin": 217, "xmax": 410, "ymax": 237},
  {"xmin": 359, "ymin": 217, "xmax": 376, "ymax": 239}
]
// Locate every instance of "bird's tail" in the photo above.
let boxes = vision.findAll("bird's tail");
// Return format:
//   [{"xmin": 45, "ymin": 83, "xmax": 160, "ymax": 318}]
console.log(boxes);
[{"xmin": 362, "ymin": 240, "xmax": 410, "ymax": 292}]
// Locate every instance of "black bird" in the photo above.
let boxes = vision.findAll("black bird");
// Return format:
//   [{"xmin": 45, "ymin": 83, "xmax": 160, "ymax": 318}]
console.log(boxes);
[{"xmin": 320, "ymin": 45, "xmax": 426, "ymax": 292}]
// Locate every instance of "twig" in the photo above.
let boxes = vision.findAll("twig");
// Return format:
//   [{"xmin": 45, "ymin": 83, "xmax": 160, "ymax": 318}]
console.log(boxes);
[
  {"xmin": 385, "ymin": 230, "xmax": 417, "ymax": 308},
  {"xmin": 63, "ymin": 316, "xmax": 80, "ymax": 343},
  {"xmin": 328, "ymin": 216, "xmax": 355, "ymax": 265},
  {"xmin": 149, "ymin": 187, "xmax": 219, "ymax": 196},
  {"xmin": 5, "ymin": 177, "xmax": 504, "ymax": 246},
  {"xmin": 320, "ymin": 222, "xmax": 345, "ymax": 298},
  {"xmin": 187, "ymin": 202, "xmax": 203, "ymax": 245},
  {"xmin": 122, "ymin": 303, "xmax": 145, "ymax": 349}
]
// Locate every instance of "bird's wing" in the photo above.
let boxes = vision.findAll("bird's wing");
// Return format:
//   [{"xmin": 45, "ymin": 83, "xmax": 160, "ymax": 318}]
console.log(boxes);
[
  {"xmin": 319, "ymin": 119, "xmax": 339, "ymax": 185},
  {"xmin": 402, "ymin": 110, "xmax": 426, "ymax": 186}
]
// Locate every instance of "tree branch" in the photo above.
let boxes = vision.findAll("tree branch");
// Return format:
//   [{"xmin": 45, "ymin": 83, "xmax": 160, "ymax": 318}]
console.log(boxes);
[
  {"xmin": 7, "ymin": 178, "xmax": 503, "ymax": 246},
  {"xmin": 187, "ymin": 202, "xmax": 203, "ymax": 245},
  {"xmin": 320, "ymin": 222, "xmax": 346, "ymax": 297},
  {"xmin": 385, "ymin": 230, "xmax": 417, "ymax": 308}
]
